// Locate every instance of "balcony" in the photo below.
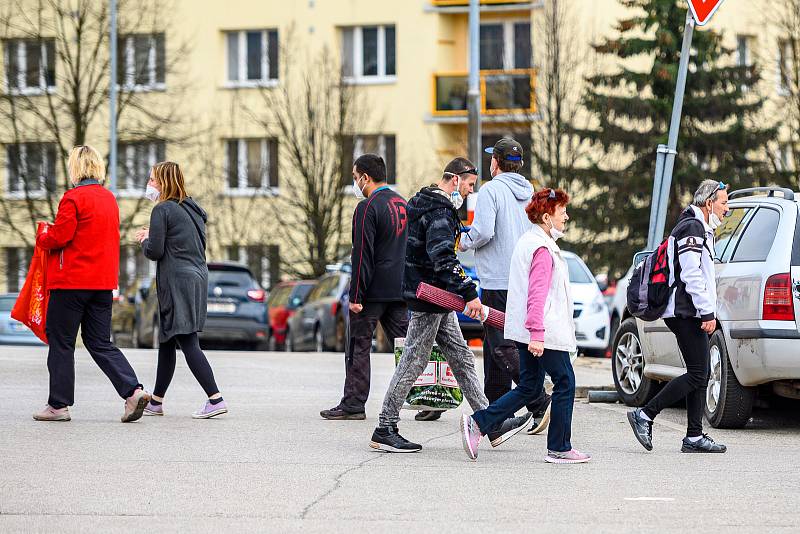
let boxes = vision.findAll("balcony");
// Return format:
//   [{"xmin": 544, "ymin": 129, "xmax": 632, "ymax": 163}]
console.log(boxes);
[
  {"xmin": 432, "ymin": 69, "xmax": 535, "ymax": 120},
  {"xmin": 426, "ymin": 0, "xmax": 539, "ymax": 13}
]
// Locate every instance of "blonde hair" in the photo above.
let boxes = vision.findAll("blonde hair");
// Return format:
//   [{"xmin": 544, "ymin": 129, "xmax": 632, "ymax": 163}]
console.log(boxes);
[
  {"xmin": 151, "ymin": 161, "xmax": 188, "ymax": 203},
  {"xmin": 67, "ymin": 145, "xmax": 106, "ymax": 185}
]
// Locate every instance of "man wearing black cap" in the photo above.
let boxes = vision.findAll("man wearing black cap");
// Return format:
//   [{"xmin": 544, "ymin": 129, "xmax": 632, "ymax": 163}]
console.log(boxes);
[{"xmin": 460, "ymin": 137, "xmax": 552, "ymax": 435}]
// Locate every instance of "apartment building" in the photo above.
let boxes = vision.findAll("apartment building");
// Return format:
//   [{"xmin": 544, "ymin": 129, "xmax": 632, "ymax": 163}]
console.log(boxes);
[{"xmin": 0, "ymin": 0, "xmax": 791, "ymax": 292}]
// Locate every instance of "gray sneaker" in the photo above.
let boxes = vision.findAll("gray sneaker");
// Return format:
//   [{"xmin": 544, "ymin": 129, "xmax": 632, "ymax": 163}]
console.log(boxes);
[
  {"xmin": 488, "ymin": 412, "xmax": 534, "ymax": 447},
  {"xmin": 33, "ymin": 405, "xmax": 71, "ymax": 422}
]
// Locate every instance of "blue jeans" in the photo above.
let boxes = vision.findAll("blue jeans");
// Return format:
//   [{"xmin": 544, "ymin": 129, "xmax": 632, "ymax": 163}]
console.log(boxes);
[{"xmin": 472, "ymin": 343, "xmax": 575, "ymax": 453}]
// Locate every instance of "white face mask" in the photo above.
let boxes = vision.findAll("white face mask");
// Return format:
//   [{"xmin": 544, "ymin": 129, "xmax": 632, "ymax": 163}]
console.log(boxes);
[
  {"xmin": 709, "ymin": 212, "xmax": 722, "ymax": 230},
  {"xmin": 353, "ymin": 177, "xmax": 367, "ymax": 200},
  {"xmin": 145, "ymin": 184, "xmax": 161, "ymax": 203},
  {"xmin": 547, "ymin": 217, "xmax": 565, "ymax": 241},
  {"xmin": 446, "ymin": 173, "xmax": 464, "ymax": 209}
]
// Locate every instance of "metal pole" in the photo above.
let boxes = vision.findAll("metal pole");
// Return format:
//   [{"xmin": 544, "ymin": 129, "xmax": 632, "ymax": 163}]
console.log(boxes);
[
  {"xmin": 467, "ymin": 0, "xmax": 482, "ymax": 187},
  {"xmin": 109, "ymin": 0, "xmax": 118, "ymax": 194},
  {"xmin": 648, "ymin": 10, "xmax": 695, "ymax": 246},
  {"xmin": 646, "ymin": 145, "xmax": 667, "ymax": 250}
]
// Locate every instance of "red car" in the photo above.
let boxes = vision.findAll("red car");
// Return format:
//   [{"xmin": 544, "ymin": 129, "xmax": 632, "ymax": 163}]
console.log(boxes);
[{"xmin": 267, "ymin": 281, "xmax": 315, "ymax": 351}]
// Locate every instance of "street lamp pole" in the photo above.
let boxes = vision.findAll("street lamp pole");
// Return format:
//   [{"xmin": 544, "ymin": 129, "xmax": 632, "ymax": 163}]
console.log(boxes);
[
  {"xmin": 467, "ymin": 0, "xmax": 482, "ymax": 187},
  {"xmin": 109, "ymin": 0, "xmax": 118, "ymax": 194}
]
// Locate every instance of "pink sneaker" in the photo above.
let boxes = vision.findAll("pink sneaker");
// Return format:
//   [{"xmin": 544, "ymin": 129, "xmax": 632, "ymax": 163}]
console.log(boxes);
[
  {"xmin": 121, "ymin": 389, "xmax": 151, "ymax": 423},
  {"xmin": 545, "ymin": 448, "xmax": 592, "ymax": 464},
  {"xmin": 33, "ymin": 405, "xmax": 71, "ymax": 422},
  {"xmin": 460, "ymin": 414, "xmax": 482, "ymax": 461}
]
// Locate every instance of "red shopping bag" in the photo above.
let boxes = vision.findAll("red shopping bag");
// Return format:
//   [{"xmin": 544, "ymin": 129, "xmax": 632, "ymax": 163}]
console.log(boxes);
[{"xmin": 11, "ymin": 222, "xmax": 49, "ymax": 344}]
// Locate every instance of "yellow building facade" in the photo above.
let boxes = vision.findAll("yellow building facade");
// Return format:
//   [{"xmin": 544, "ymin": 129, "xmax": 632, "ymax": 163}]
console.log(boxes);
[{"xmin": 0, "ymin": 0, "xmax": 790, "ymax": 292}]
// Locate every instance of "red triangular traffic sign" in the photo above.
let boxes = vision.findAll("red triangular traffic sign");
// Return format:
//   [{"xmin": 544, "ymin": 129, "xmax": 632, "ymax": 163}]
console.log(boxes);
[{"xmin": 687, "ymin": 0, "xmax": 726, "ymax": 26}]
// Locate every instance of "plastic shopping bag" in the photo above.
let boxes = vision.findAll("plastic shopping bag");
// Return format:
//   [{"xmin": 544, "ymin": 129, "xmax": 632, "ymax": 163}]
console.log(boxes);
[
  {"xmin": 394, "ymin": 337, "xmax": 463, "ymax": 412},
  {"xmin": 11, "ymin": 223, "xmax": 49, "ymax": 344}
]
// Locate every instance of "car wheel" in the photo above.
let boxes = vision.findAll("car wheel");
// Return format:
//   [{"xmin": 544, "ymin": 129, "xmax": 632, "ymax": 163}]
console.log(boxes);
[
  {"xmin": 705, "ymin": 330, "xmax": 755, "ymax": 429},
  {"xmin": 315, "ymin": 327, "xmax": 325, "ymax": 353},
  {"xmin": 285, "ymin": 330, "xmax": 294, "ymax": 352},
  {"xmin": 335, "ymin": 315, "xmax": 346, "ymax": 353},
  {"xmin": 131, "ymin": 325, "xmax": 140, "ymax": 349},
  {"xmin": 612, "ymin": 317, "xmax": 661, "ymax": 407},
  {"xmin": 152, "ymin": 320, "xmax": 160, "ymax": 349}
]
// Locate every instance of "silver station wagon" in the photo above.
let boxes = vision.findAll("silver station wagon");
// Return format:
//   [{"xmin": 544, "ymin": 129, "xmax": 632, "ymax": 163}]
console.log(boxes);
[{"xmin": 613, "ymin": 187, "xmax": 800, "ymax": 428}]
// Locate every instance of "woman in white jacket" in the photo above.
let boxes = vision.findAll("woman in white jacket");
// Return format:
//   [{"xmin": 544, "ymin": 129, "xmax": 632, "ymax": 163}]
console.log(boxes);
[{"xmin": 460, "ymin": 189, "xmax": 590, "ymax": 464}]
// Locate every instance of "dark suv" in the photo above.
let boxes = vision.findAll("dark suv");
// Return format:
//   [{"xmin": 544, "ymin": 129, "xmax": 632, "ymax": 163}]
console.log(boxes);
[{"xmin": 200, "ymin": 262, "xmax": 269, "ymax": 350}]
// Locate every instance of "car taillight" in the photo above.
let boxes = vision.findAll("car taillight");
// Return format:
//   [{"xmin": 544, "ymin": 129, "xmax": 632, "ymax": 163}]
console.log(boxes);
[
  {"xmin": 331, "ymin": 301, "xmax": 339, "ymax": 316},
  {"xmin": 247, "ymin": 289, "xmax": 266, "ymax": 303},
  {"xmin": 763, "ymin": 273, "xmax": 795, "ymax": 321}
]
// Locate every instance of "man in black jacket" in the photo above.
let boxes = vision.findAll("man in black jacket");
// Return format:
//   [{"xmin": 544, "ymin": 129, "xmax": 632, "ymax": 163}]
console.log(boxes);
[
  {"xmin": 321, "ymin": 154, "xmax": 410, "ymax": 420},
  {"xmin": 369, "ymin": 158, "xmax": 531, "ymax": 452}
]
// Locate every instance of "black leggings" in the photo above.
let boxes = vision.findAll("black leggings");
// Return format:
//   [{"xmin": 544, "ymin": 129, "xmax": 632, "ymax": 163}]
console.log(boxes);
[
  {"xmin": 643, "ymin": 317, "xmax": 710, "ymax": 437},
  {"xmin": 153, "ymin": 333, "xmax": 220, "ymax": 398}
]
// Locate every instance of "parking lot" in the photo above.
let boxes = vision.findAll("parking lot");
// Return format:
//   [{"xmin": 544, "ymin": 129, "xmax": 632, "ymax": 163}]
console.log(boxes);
[{"xmin": 2, "ymin": 345, "xmax": 800, "ymax": 532}]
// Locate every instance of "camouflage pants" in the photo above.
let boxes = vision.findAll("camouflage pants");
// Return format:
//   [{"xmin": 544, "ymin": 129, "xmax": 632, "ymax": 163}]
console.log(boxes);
[{"xmin": 378, "ymin": 311, "xmax": 488, "ymax": 428}]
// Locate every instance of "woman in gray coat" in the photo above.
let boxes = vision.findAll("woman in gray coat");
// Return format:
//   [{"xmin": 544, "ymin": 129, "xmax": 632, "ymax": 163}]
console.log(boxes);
[{"xmin": 135, "ymin": 161, "xmax": 227, "ymax": 419}]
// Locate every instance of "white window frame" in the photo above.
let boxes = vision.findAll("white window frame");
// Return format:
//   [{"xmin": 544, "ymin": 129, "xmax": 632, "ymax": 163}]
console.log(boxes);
[
  {"xmin": 341, "ymin": 25, "xmax": 396, "ymax": 85},
  {"xmin": 116, "ymin": 141, "xmax": 165, "ymax": 197},
  {"xmin": 5, "ymin": 143, "xmax": 56, "ymax": 199},
  {"xmin": 477, "ymin": 19, "xmax": 531, "ymax": 71},
  {"xmin": 344, "ymin": 133, "xmax": 397, "ymax": 192},
  {"xmin": 224, "ymin": 138, "xmax": 278, "ymax": 196},
  {"xmin": 224, "ymin": 30, "xmax": 278, "ymax": 88},
  {"xmin": 118, "ymin": 34, "xmax": 166, "ymax": 92},
  {"xmin": 4, "ymin": 39, "xmax": 57, "ymax": 95}
]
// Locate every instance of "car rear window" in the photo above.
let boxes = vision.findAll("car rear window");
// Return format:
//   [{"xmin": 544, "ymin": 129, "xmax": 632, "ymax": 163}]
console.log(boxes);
[
  {"xmin": 288, "ymin": 283, "xmax": 314, "ymax": 309},
  {"xmin": 208, "ymin": 269, "xmax": 255, "ymax": 289},
  {"xmin": 566, "ymin": 257, "xmax": 593, "ymax": 284},
  {"xmin": 0, "ymin": 297, "xmax": 14, "ymax": 312},
  {"xmin": 267, "ymin": 285, "xmax": 291, "ymax": 306},
  {"xmin": 731, "ymin": 208, "xmax": 780, "ymax": 263}
]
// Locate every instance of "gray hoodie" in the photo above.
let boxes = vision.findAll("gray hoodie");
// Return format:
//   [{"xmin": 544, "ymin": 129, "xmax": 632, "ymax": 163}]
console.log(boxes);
[{"xmin": 460, "ymin": 172, "xmax": 533, "ymax": 290}]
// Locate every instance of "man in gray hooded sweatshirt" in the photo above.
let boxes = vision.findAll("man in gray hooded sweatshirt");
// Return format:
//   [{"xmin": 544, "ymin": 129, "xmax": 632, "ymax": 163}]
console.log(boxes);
[{"xmin": 459, "ymin": 137, "xmax": 551, "ymax": 434}]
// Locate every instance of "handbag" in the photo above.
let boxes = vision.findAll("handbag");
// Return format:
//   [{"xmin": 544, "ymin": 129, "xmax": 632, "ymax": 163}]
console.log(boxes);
[{"xmin": 11, "ymin": 222, "xmax": 50, "ymax": 344}]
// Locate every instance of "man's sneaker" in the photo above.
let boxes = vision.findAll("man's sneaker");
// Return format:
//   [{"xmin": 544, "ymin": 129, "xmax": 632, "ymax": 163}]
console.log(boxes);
[
  {"xmin": 532, "ymin": 393, "xmax": 552, "ymax": 418},
  {"xmin": 33, "ymin": 405, "xmax": 70, "ymax": 422},
  {"xmin": 527, "ymin": 402, "xmax": 552, "ymax": 435},
  {"xmin": 544, "ymin": 448, "xmax": 592, "ymax": 464},
  {"xmin": 369, "ymin": 426, "xmax": 422, "ymax": 453},
  {"xmin": 681, "ymin": 434, "xmax": 727, "ymax": 453},
  {"xmin": 488, "ymin": 412, "xmax": 534, "ymax": 448},
  {"xmin": 192, "ymin": 399, "xmax": 228, "ymax": 419},
  {"xmin": 143, "ymin": 402, "xmax": 163, "ymax": 416},
  {"xmin": 121, "ymin": 389, "xmax": 151, "ymax": 423},
  {"xmin": 415, "ymin": 410, "xmax": 443, "ymax": 421},
  {"xmin": 460, "ymin": 414, "xmax": 482, "ymax": 461},
  {"xmin": 320, "ymin": 406, "xmax": 366, "ymax": 420},
  {"xmin": 627, "ymin": 409, "xmax": 653, "ymax": 451}
]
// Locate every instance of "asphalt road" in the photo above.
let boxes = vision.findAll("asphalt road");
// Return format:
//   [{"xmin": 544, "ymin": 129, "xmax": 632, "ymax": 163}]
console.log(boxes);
[{"xmin": 1, "ymin": 346, "xmax": 799, "ymax": 533}]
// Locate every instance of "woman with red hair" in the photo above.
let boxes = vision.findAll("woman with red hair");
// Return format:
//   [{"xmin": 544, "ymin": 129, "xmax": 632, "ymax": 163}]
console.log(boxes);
[{"xmin": 460, "ymin": 188, "xmax": 590, "ymax": 463}]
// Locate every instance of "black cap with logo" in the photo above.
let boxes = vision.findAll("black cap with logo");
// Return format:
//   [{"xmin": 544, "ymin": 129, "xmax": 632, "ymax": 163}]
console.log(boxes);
[{"xmin": 484, "ymin": 137, "xmax": 524, "ymax": 162}]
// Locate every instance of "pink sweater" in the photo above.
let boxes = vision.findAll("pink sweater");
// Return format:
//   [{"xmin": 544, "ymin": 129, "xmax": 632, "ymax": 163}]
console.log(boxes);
[{"xmin": 525, "ymin": 247, "xmax": 554, "ymax": 342}]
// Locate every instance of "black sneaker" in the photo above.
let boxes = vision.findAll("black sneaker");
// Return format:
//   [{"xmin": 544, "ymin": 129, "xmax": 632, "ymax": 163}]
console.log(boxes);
[
  {"xmin": 627, "ymin": 409, "xmax": 653, "ymax": 451},
  {"xmin": 369, "ymin": 426, "xmax": 422, "ymax": 453},
  {"xmin": 532, "ymin": 393, "xmax": 552, "ymax": 418},
  {"xmin": 320, "ymin": 406, "xmax": 366, "ymax": 420},
  {"xmin": 488, "ymin": 412, "xmax": 534, "ymax": 448},
  {"xmin": 527, "ymin": 402, "xmax": 551, "ymax": 435},
  {"xmin": 415, "ymin": 410, "xmax": 443, "ymax": 421},
  {"xmin": 681, "ymin": 434, "xmax": 727, "ymax": 453}
]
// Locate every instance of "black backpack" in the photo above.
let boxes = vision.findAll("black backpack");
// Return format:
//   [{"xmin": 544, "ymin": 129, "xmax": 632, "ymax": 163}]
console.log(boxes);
[{"xmin": 626, "ymin": 218, "xmax": 704, "ymax": 322}]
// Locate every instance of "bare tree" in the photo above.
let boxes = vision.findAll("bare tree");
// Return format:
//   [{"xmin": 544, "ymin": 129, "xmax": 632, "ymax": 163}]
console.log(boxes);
[
  {"xmin": 0, "ymin": 0, "xmax": 193, "ymax": 246},
  {"xmin": 765, "ymin": 0, "xmax": 800, "ymax": 187},
  {"xmin": 247, "ymin": 38, "xmax": 368, "ymax": 279},
  {"xmin": 530, "ymin": 0, "xmax": 587, "ymax": 189}
]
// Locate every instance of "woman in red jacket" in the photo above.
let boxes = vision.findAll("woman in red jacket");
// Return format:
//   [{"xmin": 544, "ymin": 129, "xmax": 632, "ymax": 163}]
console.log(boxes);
[{"xmin": 33, "ymin": 145, "xmax": 151, "ymax": 423}]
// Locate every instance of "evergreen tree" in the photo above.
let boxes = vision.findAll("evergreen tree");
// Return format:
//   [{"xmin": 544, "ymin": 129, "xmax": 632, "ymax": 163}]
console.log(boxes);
[{"xmin": 570, "ymin": 0, "xmax": 777, "ymax": 277}]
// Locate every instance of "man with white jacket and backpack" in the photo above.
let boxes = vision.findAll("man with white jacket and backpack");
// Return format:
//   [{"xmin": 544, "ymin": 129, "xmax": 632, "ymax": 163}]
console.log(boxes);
[{"xmin": 627, "ymin": 180, "xmax": 730, "ymax": 454}]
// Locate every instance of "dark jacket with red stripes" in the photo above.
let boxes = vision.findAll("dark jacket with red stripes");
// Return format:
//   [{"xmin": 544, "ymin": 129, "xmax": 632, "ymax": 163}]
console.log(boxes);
[
  {"xmin": 36, "ymin": 178, "xmax": 120, "ymax": 290},
  {"xmin": 349, "ymin": 187, "xmax": 408, "ymax": 305}
]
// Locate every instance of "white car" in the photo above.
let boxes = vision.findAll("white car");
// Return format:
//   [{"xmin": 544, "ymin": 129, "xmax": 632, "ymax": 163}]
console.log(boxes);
[{"xmin": 563, "ymin": 251, "xmax": 611, "ymax": 356}]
